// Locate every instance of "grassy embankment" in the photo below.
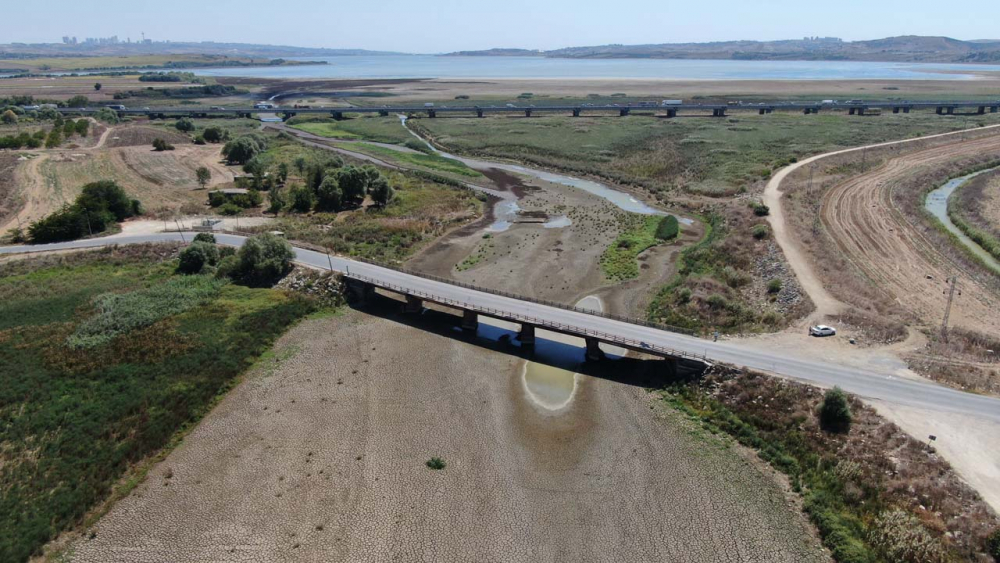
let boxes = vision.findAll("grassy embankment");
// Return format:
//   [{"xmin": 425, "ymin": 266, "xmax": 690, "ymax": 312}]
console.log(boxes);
[
  {"xmin": 288, "ymin": 117, "xmax": 481, "ymax": 179},
  {"xmin": 0, "ymin": 246, "xmax": 318, "ymax": 563},
  {"xmin": 663, "ymin": 367, "xmax": 1000, "ymax": 563},
  {"xmin": 412, "ymin": 112, "xmax": 1000, "ymax": 333},
  {"xmin": 948, "ymin": 167, "xmax": 1000, "ymax": 264}
]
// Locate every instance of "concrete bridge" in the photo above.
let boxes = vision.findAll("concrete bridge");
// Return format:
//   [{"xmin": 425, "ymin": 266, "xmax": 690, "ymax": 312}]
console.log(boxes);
[
  {"xmin": 4, "ymin": 232, "xmax": 1000, "ymax": 425},
  {"xmin": 57, "ymin": 99, "xmax": 1000, "ymax": 121}
]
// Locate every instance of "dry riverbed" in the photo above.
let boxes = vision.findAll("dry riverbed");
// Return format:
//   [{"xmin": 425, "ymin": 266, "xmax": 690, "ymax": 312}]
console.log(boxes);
[{"xmin": 65, "ymin": 305, "xmax": 826, "ymax": 562}]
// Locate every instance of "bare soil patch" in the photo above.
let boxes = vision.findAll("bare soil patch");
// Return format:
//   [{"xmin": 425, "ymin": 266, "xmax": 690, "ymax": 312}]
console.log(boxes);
[{"xmin": 65, "ymin": 309, "xmax": 826, "ymax": 562}]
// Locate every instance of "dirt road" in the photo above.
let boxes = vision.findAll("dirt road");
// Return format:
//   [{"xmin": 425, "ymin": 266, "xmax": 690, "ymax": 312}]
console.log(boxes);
[
  {"xmin": 66, "ymin": 309, "xmax": 826, "ymax": 562},
  {"xmin": 764, "ymin": 123, "xmax": 1000, "ymax": 320}
]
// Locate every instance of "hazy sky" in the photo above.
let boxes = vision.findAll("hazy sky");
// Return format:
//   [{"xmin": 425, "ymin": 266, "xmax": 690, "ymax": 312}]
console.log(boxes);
[{"xmin": 7, "ymin": 0, "xmax": 1000, "ymax": 53}]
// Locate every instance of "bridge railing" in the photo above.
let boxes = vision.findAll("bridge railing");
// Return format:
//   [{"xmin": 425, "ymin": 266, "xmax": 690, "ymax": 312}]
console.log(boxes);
[
  {"xmin": 343, "ymin": 269, "xmax": 707, "ymax": 362},
  {"xmin": 213, "ymin": 228, "xmax": 700, "ymax": 340}
]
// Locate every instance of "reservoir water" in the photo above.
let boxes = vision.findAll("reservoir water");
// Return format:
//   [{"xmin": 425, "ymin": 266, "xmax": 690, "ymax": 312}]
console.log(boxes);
[
  {"xmin": 925, "ymin": 168, "xmax": 1000, "ymax": 273},
  {"xmin": 189, "ymin": 55, "xmax": 1000, "ymax": 81}
]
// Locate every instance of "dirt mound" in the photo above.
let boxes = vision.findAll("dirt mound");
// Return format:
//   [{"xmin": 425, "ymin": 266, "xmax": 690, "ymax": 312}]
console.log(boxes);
[{"xmin": 104, "ymin": 126, "xmax": 191, "ymax": 148}]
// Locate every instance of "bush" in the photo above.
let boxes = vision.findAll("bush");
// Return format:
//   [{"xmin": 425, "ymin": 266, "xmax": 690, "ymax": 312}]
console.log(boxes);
[
  {"xmin": 28, "ymin": 181, "xmax": 139, "ymax": 243},
  {"xmin": 193, "ymin": 232, "xmax": 216, "ymax": 244},
  {"xmin": 655, "ymin": 215, "xmax": 680, "ymax": 240},
  {"xmin": 819, "ymin": 387, "xmax": 852, "ymax": 433},
  {"xmin": 218, "ymin": 202, "xmax": 242, "ymax": 216},
  {"xmin": 152, "ymin": 138, "xmax": 175, "ymax": 151},
  {"xmin": 426, "ymin": 457, "xmax": 446, "ymax": 470},
  {"xmin": 751, "ymin": 202, "xmax": 770, "ymax": 216},
  {"xmin": 222, "ymin": 133, "xmax": 267, "ymax": 165},
  {"xmin": 202, "ymin": 126, "xmax": 224, "ymax": 143},
  {"xmin": 175, "ymin": 118, "xmax": 195, "ymax": 132},
  {"xmin": 290, "ymin": 184, "xmax": 316, "ymax": 213},
  {"xmin": 215, "ymin": 255, "xmax": 240, "ymax": 279},
  {"xmin": 177, "ymin": 241, "xmax": 220, "ymax": 274},
  {"xmin": 767, "ymin": 279, "xmax": 783, "ymax": 294},
  {"xmin": 235, "ymin": 233, "xmax": 294, "ymax": 286},
  {"xmin": 751, "ymin": 224, "xmax": 770, "ymax": 240},
  {"xmin": 193, "ymin": 135, "xmax": 206, "ymax": 145},
  {"xmin": 987, "ymin": 528, "xmax": 1000, "ymax": 561}
]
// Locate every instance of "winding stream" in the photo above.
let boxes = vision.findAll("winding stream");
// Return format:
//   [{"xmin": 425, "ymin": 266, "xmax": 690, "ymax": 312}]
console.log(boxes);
[
  {"xmin": 397, "ymin": 115, "xmax": 693, "ymax": 231},
  {"xmin": 925, "ymin": 167, "xmax": 1000, "ymax": 273}
]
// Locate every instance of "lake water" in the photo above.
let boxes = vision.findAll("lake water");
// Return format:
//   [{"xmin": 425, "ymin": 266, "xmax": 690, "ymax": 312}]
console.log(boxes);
[{"xmin": 189, "ymin": 55, "xmax": 1000, "ymax": 80}]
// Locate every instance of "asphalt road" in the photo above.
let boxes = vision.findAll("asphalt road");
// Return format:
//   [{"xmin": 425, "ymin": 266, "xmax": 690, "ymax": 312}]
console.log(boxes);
[{"xmin": 3, "ymin": 232, "xmax": 999, "ymax": 423}]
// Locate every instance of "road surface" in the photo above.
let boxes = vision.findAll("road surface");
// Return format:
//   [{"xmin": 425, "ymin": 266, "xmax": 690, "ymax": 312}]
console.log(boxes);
[{"xmin": 3, "ymin": 232, "xmax": 998, "ymax": 424}]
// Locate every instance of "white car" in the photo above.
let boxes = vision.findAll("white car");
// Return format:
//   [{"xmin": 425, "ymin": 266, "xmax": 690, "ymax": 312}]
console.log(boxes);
[{"xmin": 809, "ymin": 325, "xmax": 837, "ymax": 337}]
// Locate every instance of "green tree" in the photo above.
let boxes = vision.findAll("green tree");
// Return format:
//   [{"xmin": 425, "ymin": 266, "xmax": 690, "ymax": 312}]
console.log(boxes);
[
  {"xmin": 294, "ymin": 156, "xmax": 308, "ymax": 176},
  {"xmin": 290, "ymin": 184, "xmax": 316, "ymax": 213},
  {"xmin": 66, "ymin": 95, "xmax": 90, "ymax": 108},
  {"xmin": 986, "ymin": 528, "xmax": 1000, "ymax": 561},
  {"xmin": 202, "ymin": 126, "xmax": 224, "ymax": 143},
  {"xmin": 335, "ymin": 166, "xmax": 370, "ymax": 208},
  {"xmin": 195, "ymin": 167, "xmax": 211, "ymax": 189},
  {"xmin": 235, "ymin": 233, "xmax": 294, "ymax": 286},
  {"xmin": 175, "ymin": 118, "xmax": 195, "ymax": 133},
  {"xmin": 177, "ymin": 241, "xmax": 220, "ymax": 274},
  {"xmin": 277, "ymin": 162, "xmax": 289, "ymax": 184},
  {"xmin": 94, "ymin": 108, "xmax": 119, "ymax": 124},
  {"xmin": 77, "ymin": 180, "xmax": 138, "ymax": 221},
  {"xmin": 74, "ymin": 119, "xmax": 89, "ymax": 137},
  {"xmin": 368, "ymin": 175, "xmax": 395, "ymax": 208},
  {"xmin": 45, "ymin": 129, "xmax": 62, "ymax": 148},
  {"xmin": 152, "ymin": 138, "xmax": 174, "ymax": 151},
  {"xmin": 243, "ymin": 155, "xmax": 272, "ymax": 189},
  {"xmin": 222, "ymin": 134, "xmax": 267, "ymax": 165},
  {"xmin": 1, "ymin": 109, "xmax": 16, "ymax": 125},
  {"xmin": 267, "ymin": 185, "xmax": 286, "ymax": 214},
  {"xmin": 819, "ymin": 387, "xmax": 852, "ymax": 433},
  {"xmin": 94, "ymin": 83, "xmax": 102, "ymax": 91},
  {"xmin": 193, "ymin": 232, "xmax": 216, "ymax": 244},
  {"xmin": 316, "ymin": 175, "xmax": 343, "ymax": 211}
]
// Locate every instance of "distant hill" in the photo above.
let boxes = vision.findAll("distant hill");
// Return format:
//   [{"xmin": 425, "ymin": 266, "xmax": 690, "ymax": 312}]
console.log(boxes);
[
  {"xmin": 446, "ymin": 36, "xmax": 1000, "ymax": 63},
  {"xmin": 0, "ymin": 41, "xmax": 403, "ymax": 59}
]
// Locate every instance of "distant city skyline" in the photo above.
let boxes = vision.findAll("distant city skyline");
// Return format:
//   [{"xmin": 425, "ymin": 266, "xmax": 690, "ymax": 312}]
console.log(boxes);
[{"xmin": 6, "ymin": 0, "xmax": 1000, "ymax": 53}]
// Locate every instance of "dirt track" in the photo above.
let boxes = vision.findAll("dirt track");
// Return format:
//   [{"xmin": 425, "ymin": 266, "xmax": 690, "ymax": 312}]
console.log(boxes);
[
  {"xmin": 65, "ymin": 309, "xmax": 826, "ymax": 562},
  {"xmin": 819, "ymin": 135, "xmax": 1000, "ymax": 335}
]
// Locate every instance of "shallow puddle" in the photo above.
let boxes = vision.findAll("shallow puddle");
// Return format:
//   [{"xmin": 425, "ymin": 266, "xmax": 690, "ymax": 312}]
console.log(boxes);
[{"xmin": 522, "ymin": 362, "xmax": 578, "ymax": 411}]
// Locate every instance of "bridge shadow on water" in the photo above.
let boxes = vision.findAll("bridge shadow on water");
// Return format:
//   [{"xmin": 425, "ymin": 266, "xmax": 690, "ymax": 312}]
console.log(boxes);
[{"xmin": 349, "ymin": 293, "xmax": 700, "ymax": 390}]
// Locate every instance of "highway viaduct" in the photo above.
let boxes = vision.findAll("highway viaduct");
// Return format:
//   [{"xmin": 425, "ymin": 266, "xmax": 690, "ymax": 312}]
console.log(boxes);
[{"xmin": 57, "ymin": 99, "xmax": 1000, "ymax": 121}]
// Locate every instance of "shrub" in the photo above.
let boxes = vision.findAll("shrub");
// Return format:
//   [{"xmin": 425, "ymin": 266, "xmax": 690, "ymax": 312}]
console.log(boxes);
[
  {"xmin": 174, "ymin": 118, "xmax": 195, "ymax": 132},
  {"xmin": 215, "ymin": 254, "xmax": 240, "ymax": 279},
  {"xmin": 767, "ymin": 279, "xmax": 782, "ymax": 294},
  {"xmin": 987, "ymin": 528, "xmax": 1000, "ymax": 561},
  {"xmin": 751, "ymin": 224, "xmax": 770, "ymax": 240},
  {"xmin": 94, "ymin": 108, "xmax": 119, "ymax": 124},
  {"xmin": 290, "ymin": 184, "xmax": 316, "ymax": 213},
  {"xmin": 867, "ymin": 509, "xmax": 948, "ymax": 563},
  {"xmin": 751, "ymin": 202, "xmax": 770, "ymax": 216},
  {"xmin": 177, "ymin": 241, "xmax": 220, "ymax": 274},
  {"xmin": 222, "ymin": 133, "xmax": 267, "ymax": 165},
  {"xmin": 368, "ymin": 176, "xmax": 395, "ymax": 208},
  {"xmin": 67, "ymin": 276, "xmax": 224, "ymax": 348},
  {"xmin": 656, "ymin": 215, "xmax": 680, "ymax": 240},
  {"xmin": 152, "ymin": 138, "xmax": 175, "ymax": 151},
  {"xmin": 202, "ymin": 126, "xmax": 225, "ymax": 143},
  {"xmin": 819, "ymin": 387, "xmax": 852, "ymax": 433},
  {"xmin": 235, "ymin": 233, "xmax": 294, "ymax": 286},
  {"xmin": 316, "ymin": 176, "xmax": 342, "ymax": 211},
  {"xmin": 28, "ymin": 181, "xmax": 139, "ymax": 243},
  {"xmin": 193, "ymin": 232, "xmax": 216, "ymax": 244},
  {"xmin": 218, "ymin": 202, "xmax": 242, "ymax": 216},
  {"xmin": 426, "ymin": 457, "xmax": 446, "ymax": 470},
  {"xmin": 193, "ymin": 135, "xmax": 206, "ymax": 145}
]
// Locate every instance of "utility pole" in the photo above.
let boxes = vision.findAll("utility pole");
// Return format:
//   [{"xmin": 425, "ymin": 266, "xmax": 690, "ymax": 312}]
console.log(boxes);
[{"xmin": 941, "ymin": 276, "xmax": 960, "ymax": 343}]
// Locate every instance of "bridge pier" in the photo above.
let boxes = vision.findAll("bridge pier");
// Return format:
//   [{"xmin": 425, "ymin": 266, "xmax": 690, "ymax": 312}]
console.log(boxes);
[
  {"xmin": 803, "ymin": 107, "xmax": 819, "ymax": 114},
  {"xmin": 572, "ymin": 108, "xmax": 581, "ymax": 117},
  {"xmin": 666, "ymin": 108, "xmax": 677, "ymax": 118},
  {"xmin": 978, "ymin": 106, "xmax": 986, "ymax": 114},
  {"xmin": 518, "ymin": 324, "xmax": 536, "ymax": 349},
  {"xmin": 759, "ymin": 108, "xmax": 766, "ymax": 115},
  {"xmin": 892, "ymin": 107, "xmax": 900, "ymax": 114},
  {"xmin": 345, "ymin": 279, "xmax": 375, "ymax": 305},
  {"xmin": 461, "ymin": 310, "xmax": 478, "ymax": 332},
  {"xmin": 947, "ymin": 106, "xmax": 954, "ymax": 115},
  {"xmin": 281, "ymin": 112, "xmax": 297, "ymax": 122},
  {"xmin": 849, "ymin": 108, "xmax": 856, "ymax": 115},
  {"xmin": 992, "ymin": 106, "xmax": 999, "ymax": 113},
  {"xmin": 428, "ymin": 109, "xmax": 436, "ymax": 118},
  {"xmin": 402, "ymin": 294, "xmax": 423, "ymax": 314},
  {"xmin": 619, "ymin": 108, "xmax": 630, "ymax": 117},
  {"xmin": 904, "ymin": 107, "xmax": 910, "ymax": 113},
  {"xmin": 711, "ymin": 108, "xmax": 726, "ymax": 117},
  {"xmin": 584, "ymin": 337, "xmax": 605, "ymax": 362},
  {"xmin": 476, "ymin": 109, "xmax": 484, "ymax": 118},
  {"xmin": 378, "ymin": 110, "xmax": 389, "ymax": 117},
  {"xmin": 524, "ymin": 109, "xmax": 532, "ymax": 117},
  {"xmin": 332, "ymin": 111, "xmax": 344, "ymax": 120},
  {"xmin": 664, "ymin": 357, "xmax": 678, "ymax": 378}
]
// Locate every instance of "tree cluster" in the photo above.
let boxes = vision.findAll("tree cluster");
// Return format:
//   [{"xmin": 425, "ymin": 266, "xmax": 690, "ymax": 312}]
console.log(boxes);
[
  {"xmin": 181, "ymin": 232, "xmax": 294, "ymax": 286},
  {"xmin": 282, "ymin": 162, "xmax": 394, "ymax": 214},
  {"xmin": 28, "ymin": 181, "xmax": 141, "ymax": 243},
  {"xmin": 222, "ymin": 133, "xmax": 268, "ymax": 165}
]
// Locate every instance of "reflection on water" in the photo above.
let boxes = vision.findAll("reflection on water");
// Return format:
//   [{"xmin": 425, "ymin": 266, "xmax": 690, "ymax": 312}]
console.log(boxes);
[
  {"xmin": 925, "ymin": 167, "xmax": 1000, "ymax": 273},
  {"xmin": 522, "ymin": 362, "xmax": 577, "ymax": 410}
]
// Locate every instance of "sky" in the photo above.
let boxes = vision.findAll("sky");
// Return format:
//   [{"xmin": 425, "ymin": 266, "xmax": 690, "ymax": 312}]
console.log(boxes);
[{"xmin": 6, "ymin": 0, "xmax": 1000, "ymax": 53}]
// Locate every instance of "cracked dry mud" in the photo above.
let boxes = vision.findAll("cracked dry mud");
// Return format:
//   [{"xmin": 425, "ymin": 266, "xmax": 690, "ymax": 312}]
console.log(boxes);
[{"xmin": 68, "ymin": 311, "xmax": 826, "ymax": 562}]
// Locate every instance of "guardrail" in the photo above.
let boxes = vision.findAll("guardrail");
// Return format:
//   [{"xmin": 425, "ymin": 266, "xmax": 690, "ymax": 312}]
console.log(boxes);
[{"xmin": 211, "ymin": 227, "xmax": 701, "ymax": 342}]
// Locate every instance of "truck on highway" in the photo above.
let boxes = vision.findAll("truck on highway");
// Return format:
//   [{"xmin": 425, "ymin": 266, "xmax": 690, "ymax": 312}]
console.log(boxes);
[
  {"xmin": 661, "ymin": 100, "xmax": 683, "ymax": 106},
  {"xmin": 253, "ymin": 102, "xmax": 275, "ymax": 110},
  {"xmin": 106, "ymin": 104, "xmax": 127, "ymax": 111}
]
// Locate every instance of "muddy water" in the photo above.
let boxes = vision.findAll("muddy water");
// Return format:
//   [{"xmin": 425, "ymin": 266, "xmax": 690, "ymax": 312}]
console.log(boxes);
[{"xmin": 926, "ymin": 167, "xmax": 1000, "ymax": 273}]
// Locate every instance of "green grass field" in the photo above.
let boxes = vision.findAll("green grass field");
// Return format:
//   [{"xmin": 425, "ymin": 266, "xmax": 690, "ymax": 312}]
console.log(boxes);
[
  {"xmin": 412, "ymin": 112, "xmax": 1000, "ymax": 196},
  {"xmin": 0, "ymin": 246, "xmax": 316, "ymax": 563},
  {"xmin": 600, "ymin": 215, "xmax": 663, "ymax": 281},
  {"xmin": 343, "ymin": 142, "xmax": 481, "ymax": 178},
  {"xmin": 289, "ymin": 117, "xmax": 416, "ymax": 145}
]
